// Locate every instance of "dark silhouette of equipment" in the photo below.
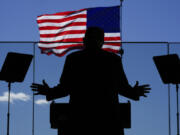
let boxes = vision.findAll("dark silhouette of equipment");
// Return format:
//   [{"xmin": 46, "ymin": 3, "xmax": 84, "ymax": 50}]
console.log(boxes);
[
  {"xmin": 50, "ymin": 101, "xmax": 131, "ymax": 135},
  {"xmin": 153, "ymin": 54, "xmax": 180, "ymax": 135},
  {"xmin": 0, "ymin": 52, "xmax": 33, "ymax": 135},
  {"xmin": 153, "ymin": 54, "xmax": 180, "ymax": 84}
]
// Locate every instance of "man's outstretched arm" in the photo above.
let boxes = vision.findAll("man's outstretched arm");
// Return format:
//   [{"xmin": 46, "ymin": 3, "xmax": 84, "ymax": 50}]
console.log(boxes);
[
  {"xmin": 118, "ymin": 81, "xmax": 151, "ymax": 101},
  {"xmin": 31, "ymin": 80, "xmax": 69, "ymax": 101},
  {"xmin": 115, "ymin": 56, "xmax": 151, "ymax": 100},
  {"xmin": 31, "ymin": 55, "xmax": 72, "ymax": 101}
]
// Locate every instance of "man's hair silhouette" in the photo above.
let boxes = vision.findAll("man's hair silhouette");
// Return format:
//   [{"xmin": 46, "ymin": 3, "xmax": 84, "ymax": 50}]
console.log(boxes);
[
  {"xmin": 31, "ymin": 27, "xmax": 150, "ymax": 135},
  {"xmin": 83, "ymin": 27, "xmax": 104, "ymax": 49}
]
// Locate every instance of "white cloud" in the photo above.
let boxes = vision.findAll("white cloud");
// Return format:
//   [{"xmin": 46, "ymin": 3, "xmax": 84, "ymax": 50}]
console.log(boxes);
[
  {"xmin": 35, "ymin": 99, "xmax": 49, "ymax": 105},
  {"xmin": 0, "ymin": 92, "xmax": 30, "ymax": 103}
]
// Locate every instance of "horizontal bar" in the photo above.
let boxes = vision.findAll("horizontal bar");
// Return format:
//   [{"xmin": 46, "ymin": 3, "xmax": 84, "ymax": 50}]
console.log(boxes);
[{"xmin": 0, "ymin": 41, "xmax": 180, "ymax": 44}]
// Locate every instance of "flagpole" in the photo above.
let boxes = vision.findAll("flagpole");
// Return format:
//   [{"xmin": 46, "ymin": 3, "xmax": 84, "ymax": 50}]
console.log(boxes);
[{"xmin": 119, "ymin": 0, "xmax": 124, "ymax": 58}]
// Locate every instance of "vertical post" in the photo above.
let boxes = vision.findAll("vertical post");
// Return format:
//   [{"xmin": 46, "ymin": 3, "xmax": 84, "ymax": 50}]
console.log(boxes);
[
  {"xmin": 168, "ymin": 84, "xmax": 171, "ymax": 135},
  {"xmin": 167, "ymin": 43, "xmax": 171, "ymax": 135},
  {"xmin": 7, "ymin": 82, "xmax": 11, "ymax": 135},
  {"xmin": 167, "ymin": 43, "xmax": 170, "ymax": 55},
  {"xmin": 119, "ymin": 0, "xmax": 124, "ymax": 58},
  {"xmin": 32, "ymin": 43, "xmax": 36, "ymax": 135},
  {"xmin": 176, "ymin": 84, "xmax": 179, "ymax": 135}
]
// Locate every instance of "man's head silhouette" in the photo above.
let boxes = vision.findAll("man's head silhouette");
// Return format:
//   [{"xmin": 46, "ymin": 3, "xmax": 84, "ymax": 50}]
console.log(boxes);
[{"xmin": 83, "ymin": 27, "xmax": 104, "ymax": 50}]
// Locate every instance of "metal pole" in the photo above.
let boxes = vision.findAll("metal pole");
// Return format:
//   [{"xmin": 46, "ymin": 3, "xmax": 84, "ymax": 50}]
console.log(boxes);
[
  {"xmin": 176, "ymin": 84, "xmax": 179, "ymax": 135},
  {"xmin": 119, "ymin": 0, "xmax": 124, "ymax": 57},
  {"xmin": 7, "ymin": 82, "xmax": 11, "ymax": 135},
  {"xmin": 168, "ymin": 84, "xmax": 171, "ymax": 135},
  {"xmin": 120, "ymin": 0, "xmax": 123, "ymax": 40},
  {"xmin": 32, "ymin": 43, "xmax": 36, "ymax": 135},
  {"xmin": 167, "ymin": 43, "xmax": 171, "ymax": 135}
]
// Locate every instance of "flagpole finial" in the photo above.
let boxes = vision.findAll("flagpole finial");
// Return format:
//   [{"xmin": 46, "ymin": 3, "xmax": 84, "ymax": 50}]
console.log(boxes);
[{"xmin": 120, "ymin": 0, "xmax": 124, "ymax": 6}]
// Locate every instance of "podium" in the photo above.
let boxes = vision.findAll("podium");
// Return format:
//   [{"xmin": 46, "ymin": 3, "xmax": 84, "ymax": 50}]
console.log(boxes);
[
  {"xmin": 153, "ymin": 54, "xmax": 180, "ymax": 135},
  {"xmin": 0, "ymin": 52, "xmax": 33, "ymax": 135},
  {"xmin": 50, "ymin": 101, "xmax": 131, "ymax": 135},
  {"xmin": 153, "ymin": 54, "xmax": 180, "ymax": 84}
]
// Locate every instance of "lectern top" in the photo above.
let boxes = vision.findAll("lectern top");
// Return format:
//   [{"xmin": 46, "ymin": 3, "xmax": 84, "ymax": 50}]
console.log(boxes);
[
  {"xmin": 0, "ymin": 52, "xmax": 33, "ymax": 83},
  {"xmin": 153, "ymin": 54, "xmax": 180, "ymax": 84}
]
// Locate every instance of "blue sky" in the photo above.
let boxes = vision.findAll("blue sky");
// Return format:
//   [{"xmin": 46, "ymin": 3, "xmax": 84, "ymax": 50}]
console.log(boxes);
[{"xmin": 0, "ymin": 0, "xmax": 180, "ymax": 135}]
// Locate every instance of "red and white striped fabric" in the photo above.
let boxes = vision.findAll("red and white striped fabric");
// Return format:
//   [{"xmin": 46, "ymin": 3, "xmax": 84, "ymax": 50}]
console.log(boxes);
[{"xmin": 37, "ymin": 6, "xmax": 121, "ymax": 56}]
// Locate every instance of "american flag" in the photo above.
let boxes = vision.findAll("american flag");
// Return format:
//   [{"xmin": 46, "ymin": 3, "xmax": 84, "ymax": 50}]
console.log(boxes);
[{"xmin": 37, "ymin": 6, "xmax": 121, "ymax": 56}]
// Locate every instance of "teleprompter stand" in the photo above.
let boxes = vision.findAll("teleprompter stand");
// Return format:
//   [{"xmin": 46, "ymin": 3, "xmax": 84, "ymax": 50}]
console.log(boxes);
[
  {"xmin": 153, "ymin": 54, "xmax": 180, "ymax": 135},
  {"xmin": 0, "ymin": 52, "xmax": 33, "ymax": 135}
]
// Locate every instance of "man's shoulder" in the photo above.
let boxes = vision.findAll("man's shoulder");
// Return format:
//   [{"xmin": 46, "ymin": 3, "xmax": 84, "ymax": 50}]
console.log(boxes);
[
  {"xmin": 101, "ymin": 50, "xmax": 121, "ymax": 59},
  {"xmin": 66, "ymin": 49, "xmax": 121, "ymax": 60},
  {"xmin": 66, "ymin": 50, "xmax": 85, "ymax": 58}
]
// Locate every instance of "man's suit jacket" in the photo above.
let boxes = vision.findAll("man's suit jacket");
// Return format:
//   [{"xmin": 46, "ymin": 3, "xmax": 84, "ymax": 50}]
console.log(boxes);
[
  {"xmin": 47, "ymin": 49, "xmax": 139, "ymax": 135},
  {"xmin": 46, "ymin": 49, "xmax": 139, "ymax": 103}
]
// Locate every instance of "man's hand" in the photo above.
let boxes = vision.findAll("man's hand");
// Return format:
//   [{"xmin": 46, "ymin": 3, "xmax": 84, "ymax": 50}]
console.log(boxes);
[
  {"xmin": 31, "ymin": 80, "xmax": 50, "ymax": 95},
  {"xmin": 133, "ymin": 81, "xmax": 151, "ymax": 98}
]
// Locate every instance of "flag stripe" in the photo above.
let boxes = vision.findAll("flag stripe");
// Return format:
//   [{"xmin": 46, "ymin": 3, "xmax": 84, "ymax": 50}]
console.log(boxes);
[
  {"xmin": 40, "ymin": 35, "xmax": 120, "ymax": 42},
  {"xmin": 40, "ymin": 31, "xmax": 120, "ymax": 38},
  {"xmin": 40, "ymin": 30, "xmax": 86, "ymax": 38},
  {"xmin": 38, "ymin": 42, "xmax": 120, "ymax": 48},
  {"xmin": 37, "ymin": 10, "xmax": 86, "ymax": 20},
  {"xmin": 104, "ymin": 43, "xmax": 121, "ymax": 46},
  {"xmin": 103, "ymin": 48, "xmax": 119, "ymax": 53},
  {"xmin": 37, "ymin": 14, "xmax": 86, "ymax": 24},
  {"xmin": 39, "ymin": 22, "xmax": 86, "ymax": 30},
  {"xmin": 39, "ymin": 26, "xmax": 86, "ymax": 34},
  {"xmin": 40, "ymin": 38, "xmax": 84, "ymax": 43},
  {"xmin": 104, "ymin": 37, "xmax": 121, "ymax": 41},
  {"xmin": 40, "ymin": 44, "xmax": 83, "ymax": 49},
  {"xmin": 38, "ymin": 43, "xmax": 82, "ymax": 48},
  {"xmin": 40, "ymin": 34, "xmax": 85, "ymax": 42},
  {"xmin": 102, "ymin": 45, "xmax": 120, "ymax": 50},
  {"xmin": 37, "ymin": 9, "xmax": 85, "ymax": 19},
  {"xmin": 105, "ymin": 33, "xmax": 120, "ymax": 37},
  {"xmin": 38, "ymin": 18, "xmax": 86, "ymax": 27}
]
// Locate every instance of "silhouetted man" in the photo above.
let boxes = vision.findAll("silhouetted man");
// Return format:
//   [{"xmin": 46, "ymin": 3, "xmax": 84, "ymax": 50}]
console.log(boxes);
[{"xmin": 31, "ymin": 27, "xmax": 150, "ymax": 135}]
